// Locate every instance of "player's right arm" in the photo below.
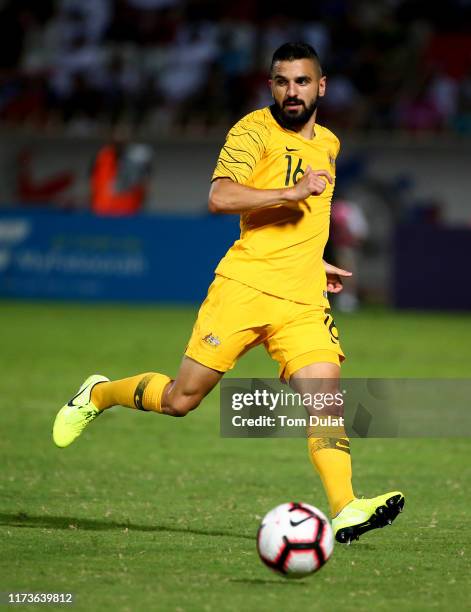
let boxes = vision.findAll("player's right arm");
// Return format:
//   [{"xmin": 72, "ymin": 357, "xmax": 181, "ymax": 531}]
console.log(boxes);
[{"xmin": 209, "ymin": 166, "xmax": 332, "ymax": 214}]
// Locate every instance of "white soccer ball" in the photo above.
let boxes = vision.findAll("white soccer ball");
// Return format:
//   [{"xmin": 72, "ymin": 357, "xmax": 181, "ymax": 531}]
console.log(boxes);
[{"xmin": 257, "ymin": 502, "xmax": 334, "ymax": 578}]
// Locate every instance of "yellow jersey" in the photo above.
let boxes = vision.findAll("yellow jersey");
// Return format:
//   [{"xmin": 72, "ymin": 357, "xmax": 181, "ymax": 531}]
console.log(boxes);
[{"xmin": 212, "ymin": 106, "xmax": 340, "ymax": 306}]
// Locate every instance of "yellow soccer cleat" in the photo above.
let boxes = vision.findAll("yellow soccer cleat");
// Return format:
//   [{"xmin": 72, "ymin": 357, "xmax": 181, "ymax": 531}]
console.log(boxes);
[
  {"xmin": 332, "ymin": 491, "xmax": 405, "ymax": 545},
  {"xmin": 52, "ymin": 375, "xmax": 109, "ymax": 448}
]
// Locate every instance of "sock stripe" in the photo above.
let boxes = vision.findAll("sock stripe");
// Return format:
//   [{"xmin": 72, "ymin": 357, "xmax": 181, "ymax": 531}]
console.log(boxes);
[
  {"xmin": 310, "ymin": 437, "xmax": 351, "ymax": 454},
  {"xmin": 134, "ymin": 374, "xmax": 154, "ymax": 411}
]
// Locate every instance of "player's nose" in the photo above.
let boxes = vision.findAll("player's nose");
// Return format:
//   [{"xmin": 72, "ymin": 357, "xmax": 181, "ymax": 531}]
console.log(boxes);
[{"xmin": 286, "ymin": 81, "xmax": 297, "ymax": 97}]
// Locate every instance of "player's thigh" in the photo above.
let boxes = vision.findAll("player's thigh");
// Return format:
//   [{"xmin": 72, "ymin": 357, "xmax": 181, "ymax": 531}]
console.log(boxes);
[
  {"xmin": 290, "ymin": 361, "xmax": 340, "ymax": 384},
  {"xmin": 185, "ymin": 275, "xmax": 268, "ymax": 373},
  {"xmin": 265, "ymin": 304, "xmax": 344, "ymax": 382},
  {"xmin": 290, "ymin": 360, "xmax": 340, "ymax": 397},
  {"xmin": 290, "ymin": 362, "xmax": 342, "ymax": 418}
]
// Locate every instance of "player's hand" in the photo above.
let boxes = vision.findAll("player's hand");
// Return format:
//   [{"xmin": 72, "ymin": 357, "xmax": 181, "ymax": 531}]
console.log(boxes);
[
  {"xmin": 288, "ymin": 165, "xmax": 333, "ymax": 202},
  {"xmin": 323, "ymin": 261, "xmax": 352, "ymax": 293}
]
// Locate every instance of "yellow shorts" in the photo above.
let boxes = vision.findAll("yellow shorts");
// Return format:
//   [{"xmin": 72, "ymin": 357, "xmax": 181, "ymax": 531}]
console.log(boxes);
[{"xmin": 185, "ymin": 275, "xmax": 345, "ymax": 380}]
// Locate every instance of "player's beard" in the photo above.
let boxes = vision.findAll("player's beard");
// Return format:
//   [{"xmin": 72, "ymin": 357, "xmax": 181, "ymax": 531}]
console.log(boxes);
[{"xmin": 273, "ymin": 92, "xmax": 319, "ymax": 130}]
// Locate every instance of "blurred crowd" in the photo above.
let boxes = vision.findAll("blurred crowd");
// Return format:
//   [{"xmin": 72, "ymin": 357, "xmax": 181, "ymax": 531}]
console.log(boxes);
[{"xmin": 1, "ymin": 0, "xmax": 471, "ymax": 134}]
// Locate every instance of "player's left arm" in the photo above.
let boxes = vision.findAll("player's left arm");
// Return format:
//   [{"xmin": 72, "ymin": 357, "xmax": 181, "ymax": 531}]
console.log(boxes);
[
  {"xmin": 323, "ymin": 260, "xmax": 352, "ymax": 294},
  {"xmin": 323, "ymin": 135, "xmax": 347, "ymax": 294}
]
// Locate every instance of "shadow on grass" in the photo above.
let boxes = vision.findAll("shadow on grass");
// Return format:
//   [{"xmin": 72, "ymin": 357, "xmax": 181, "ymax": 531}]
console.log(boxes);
[
  {"xmin": 229, "ymin": 578, "xmax": 304, "ymax": 586},
  {"xmin": 0, "ymin": 511, "xmax": 253, "ymax": 540}
]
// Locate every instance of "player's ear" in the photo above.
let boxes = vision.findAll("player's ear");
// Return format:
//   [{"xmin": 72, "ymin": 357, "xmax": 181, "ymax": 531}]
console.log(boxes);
[{"xmin": 318, "ymin": 75, "xmax": 327, "ymax": 98}]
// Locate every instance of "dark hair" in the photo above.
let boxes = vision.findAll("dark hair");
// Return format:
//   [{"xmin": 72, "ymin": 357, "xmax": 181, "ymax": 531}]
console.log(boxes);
[{"xmin": 270, "ymin": 42, "xmax": 322, "ymax": 77}]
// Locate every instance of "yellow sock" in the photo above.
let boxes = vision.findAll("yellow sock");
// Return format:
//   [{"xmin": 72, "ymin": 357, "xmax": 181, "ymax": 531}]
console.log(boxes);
[
  {"xmin": 308, "ymin": 435, "xmax": 355, "ymax": 517},
  {"xmin": 91, "ymin": 372, "xmax": 172, "ymax": 413}
]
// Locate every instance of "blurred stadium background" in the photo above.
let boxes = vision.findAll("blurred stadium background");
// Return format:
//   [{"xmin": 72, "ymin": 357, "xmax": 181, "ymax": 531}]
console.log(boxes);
[{"xmin": 0, "ymin": 0, "xmax": 470, "ymax": 309}]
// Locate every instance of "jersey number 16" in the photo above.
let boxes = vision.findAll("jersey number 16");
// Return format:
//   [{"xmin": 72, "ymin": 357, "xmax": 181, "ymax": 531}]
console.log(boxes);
[{"xmin": 284, "ymin": 154, "xmax": 304, "ymax": 186}]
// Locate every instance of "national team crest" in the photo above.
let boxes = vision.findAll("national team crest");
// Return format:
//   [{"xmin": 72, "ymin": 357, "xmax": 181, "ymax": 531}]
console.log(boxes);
[{"xmin": 203, "ymin": 333, "xmax": 221, "ymax": 347}]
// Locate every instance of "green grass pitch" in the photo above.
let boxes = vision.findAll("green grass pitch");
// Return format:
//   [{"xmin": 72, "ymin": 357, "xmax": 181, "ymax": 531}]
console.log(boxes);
[{"xmin": 1, "ymin": 301, "xmax": 470, "ymax": 611}]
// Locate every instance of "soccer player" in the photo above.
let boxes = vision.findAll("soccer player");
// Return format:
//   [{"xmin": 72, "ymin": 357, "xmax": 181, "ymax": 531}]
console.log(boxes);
[{"xmin": 53, "ymin": 43, "xmax": 404, "ymax": 544}]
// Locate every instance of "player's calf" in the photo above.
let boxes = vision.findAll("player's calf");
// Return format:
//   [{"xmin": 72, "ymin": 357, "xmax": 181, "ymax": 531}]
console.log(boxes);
[
  {"xmin": 161, "ymin": 386, "xmax": 204, "ymax": 417},
  {"xmin": 158, "ymin": 356, "xmax": 223, "ymax": 417}
]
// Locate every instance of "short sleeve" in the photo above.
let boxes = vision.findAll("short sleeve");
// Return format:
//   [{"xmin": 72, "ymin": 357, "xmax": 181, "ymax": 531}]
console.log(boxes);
[{"xmin": 212, "ymin": 113, "xmax": 269, "ymax": 184}]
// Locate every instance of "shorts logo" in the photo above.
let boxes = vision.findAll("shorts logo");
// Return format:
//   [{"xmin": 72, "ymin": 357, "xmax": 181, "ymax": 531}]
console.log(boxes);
[{"xmin": 202, "ymin": 332, "xmax": 221, "ymax": 347}]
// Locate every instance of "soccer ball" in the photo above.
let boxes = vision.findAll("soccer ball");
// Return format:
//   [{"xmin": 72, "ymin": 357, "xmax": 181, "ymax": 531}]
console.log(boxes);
[{"xmin": 257, "ymin": 502, "xmax": 333, "ymax": 578}]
